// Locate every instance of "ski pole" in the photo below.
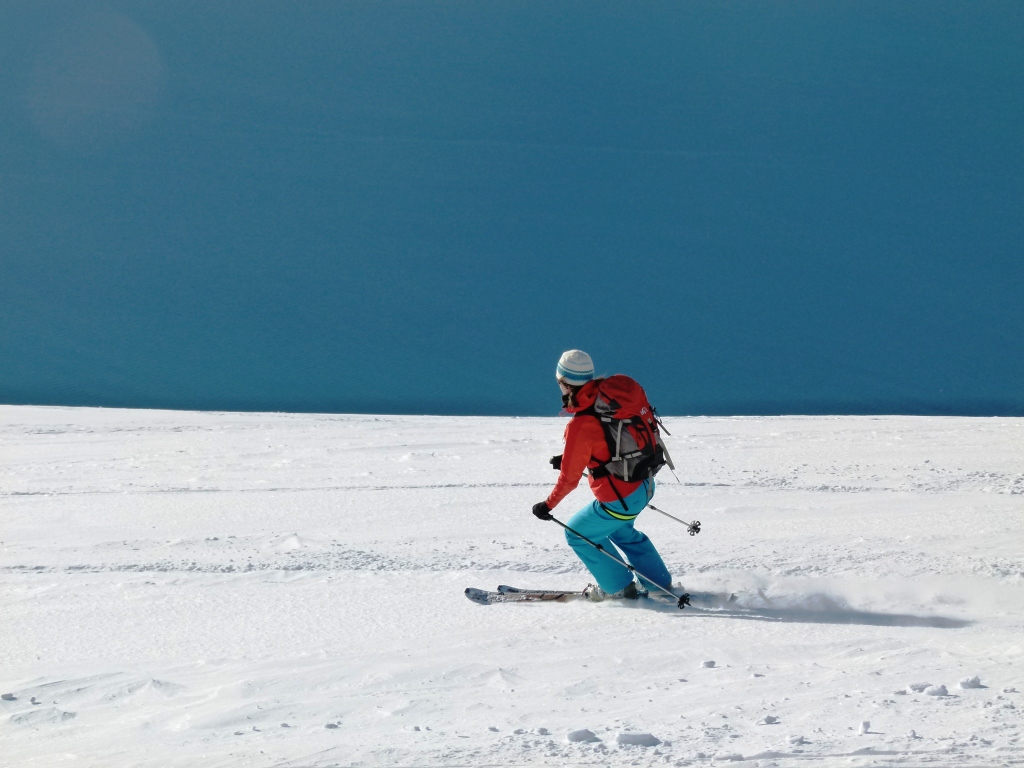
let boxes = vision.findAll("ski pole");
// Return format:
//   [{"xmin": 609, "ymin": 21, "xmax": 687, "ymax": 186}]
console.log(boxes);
[
  {"xmin": 647, "ymin": 504, "xmax": 701, "ymax": 536},
  {"xmin": 550, "ymin": 517, "xmax": 690, "ymax": 609}
]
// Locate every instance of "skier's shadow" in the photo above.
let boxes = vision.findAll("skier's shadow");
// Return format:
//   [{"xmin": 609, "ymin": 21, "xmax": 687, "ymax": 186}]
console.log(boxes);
[{"xmin": 643, "ymin": 593, "xmax": 971, "ymax": 628}]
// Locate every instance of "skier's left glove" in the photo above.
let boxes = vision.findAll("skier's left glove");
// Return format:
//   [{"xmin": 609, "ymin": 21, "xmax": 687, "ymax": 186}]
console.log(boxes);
[{"xmin": 532, "ymin": 501, "xmax": 553, "ymax": 521}]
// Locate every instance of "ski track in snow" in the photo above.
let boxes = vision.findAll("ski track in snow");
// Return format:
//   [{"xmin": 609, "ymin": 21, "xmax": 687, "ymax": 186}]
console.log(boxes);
[{"xmin": 1, "ymin": 405, "xmax": 1022, "ymax": 767}]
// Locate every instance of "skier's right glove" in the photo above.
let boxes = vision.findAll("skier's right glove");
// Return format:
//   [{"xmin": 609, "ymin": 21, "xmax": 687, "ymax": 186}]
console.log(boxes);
[
  {"xmin": 549, "ymin": 454, "xmax": 562, "ymax": 470},
  {"xmin": 532, "ymin": 501, "xmax": 553, "ymax": 521}
]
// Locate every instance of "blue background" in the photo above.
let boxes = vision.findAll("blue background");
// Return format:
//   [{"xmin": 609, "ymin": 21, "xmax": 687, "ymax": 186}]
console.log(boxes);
[{"xmin": 2, "ymin": 2, "xmax": 1022, "ymax": 416}]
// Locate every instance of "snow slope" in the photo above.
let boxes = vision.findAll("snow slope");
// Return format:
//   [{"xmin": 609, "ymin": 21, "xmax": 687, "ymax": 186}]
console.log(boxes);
[{"xmin": 1, "ymin": 406, "xmax": 1022, "ymax": 767}]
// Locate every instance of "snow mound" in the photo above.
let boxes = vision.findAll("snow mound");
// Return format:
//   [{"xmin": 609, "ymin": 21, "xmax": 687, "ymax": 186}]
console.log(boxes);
[
  {"xmin": 907, "ymin": 681, "xmax": 932, "ymax": 692},
  {"xmin": 924, "ymin": 684, "xmax": 948, "ymax": 696},
  {"xmin": 103, "ymin": 677, "xmax": 184, "ymax": 702},
  {"xmin": 10, "ymin": 708, "xmax": 76, "ymax": 726},
  {"xmin": 616, "ymin": 732, "xmax": 661, "ymax": 747},
  {"xmin": 959, "ymin": 675, "xmax": 983, "ymax": 689},
  {"xmin": 566, "ymin": 728, "xmax": 600, "ymax": 743},
  {"xmin": 261, "ymin": 533, "xmax": 325, "ymax": 552}
]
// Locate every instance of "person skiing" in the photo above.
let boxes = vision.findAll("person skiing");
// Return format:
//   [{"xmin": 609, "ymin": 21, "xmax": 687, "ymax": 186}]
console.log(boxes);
[{"xmin": 531, "ymin": 350, "xmax": 672, "ymax": 601}]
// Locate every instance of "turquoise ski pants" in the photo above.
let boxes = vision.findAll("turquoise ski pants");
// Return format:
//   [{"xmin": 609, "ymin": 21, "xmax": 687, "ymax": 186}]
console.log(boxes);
[{"xmin": 564, "ymin": 479, "xmax": 672, "ymax": 594}]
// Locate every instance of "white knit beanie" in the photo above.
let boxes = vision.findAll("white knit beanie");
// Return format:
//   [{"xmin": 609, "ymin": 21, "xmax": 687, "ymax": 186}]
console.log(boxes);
[{"xmin": 556, "ymin": 350, "xmax": 595, "ymax": 386}]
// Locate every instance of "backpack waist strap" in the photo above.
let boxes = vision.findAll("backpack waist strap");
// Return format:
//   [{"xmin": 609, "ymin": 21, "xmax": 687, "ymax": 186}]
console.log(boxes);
[{"xmin": 599, "ymin": 503, "xmax": 639, "ymax": 521}]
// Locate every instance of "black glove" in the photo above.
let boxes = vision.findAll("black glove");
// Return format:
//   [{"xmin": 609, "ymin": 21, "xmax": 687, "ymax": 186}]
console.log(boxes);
[
  {"xmin": 549, "ymin": 454, "xmax": 562, "ymax": 470},
  {"xmin": 532, "ymin": 501, "xmax": 553, "ymax": 521}
]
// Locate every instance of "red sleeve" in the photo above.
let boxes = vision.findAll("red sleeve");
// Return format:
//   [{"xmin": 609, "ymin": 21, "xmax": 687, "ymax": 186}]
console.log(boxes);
[{"xmin": 545, "ymin": 416, "xmax": 601, "ymax": 509}]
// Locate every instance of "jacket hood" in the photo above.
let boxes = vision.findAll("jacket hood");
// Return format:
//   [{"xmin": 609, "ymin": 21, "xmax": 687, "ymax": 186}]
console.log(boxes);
[{"xmin": 565, "ymin": 379, "xmax": 599, "ymax": 413}]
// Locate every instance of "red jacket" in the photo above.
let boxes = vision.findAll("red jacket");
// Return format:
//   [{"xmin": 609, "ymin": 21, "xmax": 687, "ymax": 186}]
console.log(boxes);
[{"xmin": 545, "ymin": 379, "xmax": 645, "ymax": 509}]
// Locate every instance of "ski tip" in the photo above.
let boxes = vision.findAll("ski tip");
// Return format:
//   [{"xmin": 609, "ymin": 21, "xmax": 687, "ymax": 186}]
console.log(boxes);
[{"xmin": 464, "ymin": 587, "xmax": 493, "ymax": 605}]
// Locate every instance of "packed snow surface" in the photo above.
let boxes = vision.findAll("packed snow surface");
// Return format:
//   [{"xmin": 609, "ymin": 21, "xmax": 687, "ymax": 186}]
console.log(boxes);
[{"xmin": 1, "ymin": 406, "xmax": 1022, "ymax": 767}]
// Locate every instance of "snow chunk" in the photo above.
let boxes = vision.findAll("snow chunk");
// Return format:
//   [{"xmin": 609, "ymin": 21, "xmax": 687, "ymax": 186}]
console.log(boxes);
[
  {"xmin": 787, "ymin": 734, "xmax": 808, "ymax": 745},
  {"xmin": 701, "ymin": 660, "xmax": 716, "ymax": 668},
  {"xmin": 757, "ymin": 715, "xmax": 779, "ymax": 725},
  {"xmin": 616, "ymin": 732, "xmax": 661, "ymax": 747},
  {"xmin": 1, "ymin": 694, "xmax": 16, "ymax": 701},
  {"xmin": 959, "ymin": 676, "xmax": 983, "ymax": 689},
  {"xmin": 907, "ymin": 682, "xmax": 932, "ymax": 693},
  {"xmin": 566, "ymin": 728, "xmax": 600, "ymax": 743},
  {"xmin": 924, "ymin": 685, "xmax": 948, "ymax": 696},
  {"xmin": 859, "ymin": 721, "xmax": 870, "ymax": 734}
]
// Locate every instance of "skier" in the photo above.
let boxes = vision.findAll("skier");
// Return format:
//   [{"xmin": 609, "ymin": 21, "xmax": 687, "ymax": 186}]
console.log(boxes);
[{"xmin": 532, "ymin": 350, "xmax": 672, "ymax": 601}]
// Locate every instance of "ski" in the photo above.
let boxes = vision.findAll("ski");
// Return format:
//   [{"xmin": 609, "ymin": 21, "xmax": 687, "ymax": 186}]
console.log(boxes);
[
  {"xmin": 465, "ymin": 584, "xmax": 739, "ymax": 609},
  {"xmin": 500, "ymin": 583, "xmax": 738, "ymax": 606},
  {"xmin": 497, "ymin": 584, "xmax": 581, "ymax": 596},
  {"xmin": 464, "ymin": 586, "xmax": 580, "ymax": 605}
]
